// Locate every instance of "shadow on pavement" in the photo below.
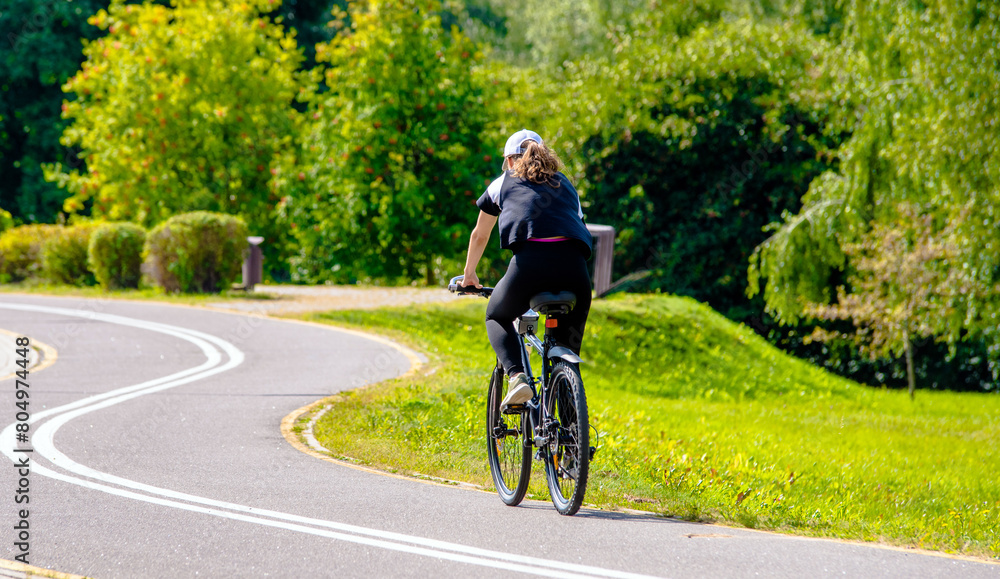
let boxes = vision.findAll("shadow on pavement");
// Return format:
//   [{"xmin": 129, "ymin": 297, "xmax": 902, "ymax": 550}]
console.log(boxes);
[{"xmin": 514, "ymin": 504, "xmax": 681, "ymax": 524}]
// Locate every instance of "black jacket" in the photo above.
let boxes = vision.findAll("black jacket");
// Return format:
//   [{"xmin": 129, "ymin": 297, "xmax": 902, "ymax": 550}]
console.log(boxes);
[{"xmin": 476, "ymin": 171, "xmax": 593, "ymax": 258}]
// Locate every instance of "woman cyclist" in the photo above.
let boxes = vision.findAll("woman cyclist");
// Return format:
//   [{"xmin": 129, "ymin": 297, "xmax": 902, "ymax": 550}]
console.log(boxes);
[{"xmin": 461, "ymin": 129, "xmax": 593, "ymax": 410}]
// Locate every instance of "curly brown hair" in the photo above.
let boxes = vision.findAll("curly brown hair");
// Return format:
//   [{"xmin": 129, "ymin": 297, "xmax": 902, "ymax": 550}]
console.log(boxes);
[{"xmin": 508, "ymin": 140, "xmax": 563, "ymax": 187}]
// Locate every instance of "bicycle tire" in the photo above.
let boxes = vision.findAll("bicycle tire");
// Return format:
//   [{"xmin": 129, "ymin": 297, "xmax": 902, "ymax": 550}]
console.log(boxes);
[
  {"xmin": 486, "ymin": 362, "xmax": 531, "ymax": 505},
  {"xmin": 543, "ymin": 361, "xmax": 590, "ymax": 515}
]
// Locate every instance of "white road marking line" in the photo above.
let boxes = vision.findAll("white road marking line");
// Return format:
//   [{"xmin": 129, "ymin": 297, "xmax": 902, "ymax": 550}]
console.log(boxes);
[
  {"xmin": 0, "ymin": 303, "xmax": 230, "ymax": 424},
  {"xmin": 0, "ymin": 303, "xmax": 662, "ymax": 579},
  {"xmin": 12, "ymin": 460, "xmax": 617, "ymax": 579}
]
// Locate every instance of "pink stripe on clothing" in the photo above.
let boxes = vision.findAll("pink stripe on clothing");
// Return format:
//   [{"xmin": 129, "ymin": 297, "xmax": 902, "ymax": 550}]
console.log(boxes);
[{"xmin": 528, "ymin": 236, "xmax": 568, "ymax": 242}]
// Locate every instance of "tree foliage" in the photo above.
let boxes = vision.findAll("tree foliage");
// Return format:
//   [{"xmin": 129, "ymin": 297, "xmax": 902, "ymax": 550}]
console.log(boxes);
[
  {"xmin": 490, "ymin": 9, "xmax": 844, "ymax": 318},
  {"xmin": 270, "ymin": 0, "xmax": 345, "ymax": 67},
  {"xmin": 0, "ymin": 0, "xmax": 342, "ymax": 226},
  {"xmin": 804, "ymin": 204, "xmax": 991, "ymax": 396},
  {"xmin": 461, "ymin": 0, "xmax": 649, "ymax": 68},
  {"xmin": 279, "ymin": 0, "xmax": 495, "ymax": 284},
  {"xmin": 43, "ymin": 0, "xmax": 307, "ymax": 274},
  {"xmin": 0, "ymin": 0, "xmax": 106, "ymax": 223},
  {"xmin": 748, "ymin": 0, "xmax": 1000, "ymax": 375},
  {"xmin": 460, "ymin": 0, "xmax": 846, "ymax": 69}
]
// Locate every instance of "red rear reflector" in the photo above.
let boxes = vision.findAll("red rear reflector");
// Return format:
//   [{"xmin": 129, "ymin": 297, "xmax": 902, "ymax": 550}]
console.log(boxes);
[{"xmin": 545, "ymin": 318, "xmax": 558, "ymax": 328}]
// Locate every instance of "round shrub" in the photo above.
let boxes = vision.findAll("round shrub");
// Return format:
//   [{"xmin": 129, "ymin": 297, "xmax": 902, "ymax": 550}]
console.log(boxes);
[
  {"xmin": 42, "ymin": 223, "xmax": 101, "ymax": 286},
  {"xmin": 88, "ymin": 222, "xmax": 146, "ymax": 290},
  {"xmin": 0, "ymin": 224, "xmax": 60, "ymax": 283},
  {"xmin": 144, "ymin": 211, "xmax": 249, "ymax": 293}
]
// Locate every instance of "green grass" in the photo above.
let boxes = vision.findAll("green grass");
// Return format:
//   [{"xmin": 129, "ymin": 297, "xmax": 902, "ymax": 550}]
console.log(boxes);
[{"xmin": 303, "ymin": 294, "xmax": 1000, "ymax": 559}]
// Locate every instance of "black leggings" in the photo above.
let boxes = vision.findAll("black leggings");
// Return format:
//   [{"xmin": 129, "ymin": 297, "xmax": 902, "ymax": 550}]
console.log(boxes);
[{"xmin": 485, "ymin": 242, "xmax": 592, "ymax": 376}]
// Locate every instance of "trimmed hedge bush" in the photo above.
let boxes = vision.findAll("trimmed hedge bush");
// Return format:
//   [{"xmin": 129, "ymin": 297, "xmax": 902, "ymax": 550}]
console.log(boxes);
[
  {"xmin": 0, "ymin": 224, "xmax": 60, "ymax": 283},
  {"xmin": 144, "ymin": 211, "xmax": 248, "ymax": 293},
  {"xmin": 42, "ymin": 223, "xmax": 101, "ymax": 286},
  {"xmin": 88, "ymin": 222, "xmax": 146, "ymax": 290}
]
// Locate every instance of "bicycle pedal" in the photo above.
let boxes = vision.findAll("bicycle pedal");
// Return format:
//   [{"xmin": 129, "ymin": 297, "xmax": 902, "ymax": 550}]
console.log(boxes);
[
  {"xmin": 534, "ymin": 449, "xmax": 546, "ymax": 461},
  {"xmin": 501, "ymin": 403, "xmax": 527, "ymax": 415}
]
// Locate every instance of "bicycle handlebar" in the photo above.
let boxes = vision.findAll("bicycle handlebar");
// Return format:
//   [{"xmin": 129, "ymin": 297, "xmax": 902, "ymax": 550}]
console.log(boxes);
[{"xmin": 448, "ymin": 275, "xmax": 494, "ymax": 298}]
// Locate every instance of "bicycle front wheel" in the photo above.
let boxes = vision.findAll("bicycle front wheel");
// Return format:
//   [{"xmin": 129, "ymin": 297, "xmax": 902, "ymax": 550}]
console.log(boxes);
[
  {"xmin": 486, "ymin": 362, "xmax": 531, "ymax": 505},
  {"xmin": 544, "ymin": 361, "xmax": 590, "ymax": 515}
]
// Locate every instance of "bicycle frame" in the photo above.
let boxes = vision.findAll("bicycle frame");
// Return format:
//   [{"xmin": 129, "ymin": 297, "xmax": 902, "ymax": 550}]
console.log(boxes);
[
  {"xmin": 447, "ymin": 275, "xmax": 582, "ymax": 449},
  {"xmin": 516, "ymin": 311, "xmax": 576, "ymax": 450}
]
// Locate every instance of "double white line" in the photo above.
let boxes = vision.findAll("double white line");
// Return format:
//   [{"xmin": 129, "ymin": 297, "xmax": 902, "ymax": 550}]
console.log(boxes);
[{"xmin": 0, "ymin": 303, "xmax": 660, "ymax": 579}]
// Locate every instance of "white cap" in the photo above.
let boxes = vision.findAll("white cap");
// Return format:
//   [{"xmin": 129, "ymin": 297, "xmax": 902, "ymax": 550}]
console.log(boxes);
[{"xmin": 502, "ymin": 129, "xmax": 543, "ymax": 171}]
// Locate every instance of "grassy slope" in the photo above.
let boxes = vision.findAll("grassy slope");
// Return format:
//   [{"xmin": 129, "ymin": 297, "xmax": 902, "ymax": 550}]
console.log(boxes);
[{"xmin": 303, "ymin": 294, "xmax": 1000, "ymax": 558}]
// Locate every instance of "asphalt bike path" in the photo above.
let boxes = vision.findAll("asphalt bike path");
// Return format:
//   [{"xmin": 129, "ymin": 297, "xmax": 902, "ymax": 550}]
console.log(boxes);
[{"xmin": 0, "ymin": 295, "xmax": 995, "ymax": 578}]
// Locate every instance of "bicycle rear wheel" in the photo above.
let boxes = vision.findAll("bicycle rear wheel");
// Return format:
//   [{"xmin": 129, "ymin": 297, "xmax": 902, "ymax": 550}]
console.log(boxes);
[
  {"xmin": 543, "ymin": 362, "xmax": 590, "ymax": 515},
  {"xmin": 486, "ymin": 362, "xmax": 531, "ymax": 505}
]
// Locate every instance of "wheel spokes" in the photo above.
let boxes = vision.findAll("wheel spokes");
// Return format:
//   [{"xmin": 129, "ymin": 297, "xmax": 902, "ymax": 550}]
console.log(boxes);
[
  {"xmin": 551, "ymin": 379, "xmax": 584, "ymax": 496},
  {"xmin": 494, "ymin": 415, "xmax": 521, "ymax": 485}
]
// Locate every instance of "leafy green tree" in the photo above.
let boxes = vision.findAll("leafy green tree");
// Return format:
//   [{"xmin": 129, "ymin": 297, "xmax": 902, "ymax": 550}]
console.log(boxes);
[
  {"xmin": 0, "ymin": 0, "xmax": 106, "ymax": 223},
  {"xmin": 44, "ymin": 0, "xmax": 308, "ymax": 275},
  {"xmin": 280, "ymin": 0, "xmax": 494, "ymax": 284},
  {"xmin": 748, "ymin": 0, "xmax": 1000, "ymax": 378},
  {"xmin": 805, "ymin": 204, "xmax": 987, "ymax": 398}
]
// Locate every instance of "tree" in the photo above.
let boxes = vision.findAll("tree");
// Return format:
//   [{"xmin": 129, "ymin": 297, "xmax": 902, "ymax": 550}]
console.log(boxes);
[
  {"xmin": 43, "ymin": 0, "xmax": 308, "ymax": 275},
  {"xmin": 748, "ymin": 0, "xmax": 1000, "ymax": 382},
  {"xmin": 459, "ymin": 0, "xmax": 847, "ymax": 70},
  {"xmin": 279, "ymin": 0, "xmax": 495, "ymax": 284},
  {"xmin": 0, "ymin": 0, "xmax": 337, "ymax": 227},
  {"xmin": 0, "ymin": 0, "xmax": 107, "ymax": 223},
  {"xmin": 461, "ymin": 0, "xmax": 649, "ymax": 68},
  {"xmin": 804, "ymin": 204, "xmax": 986, "ymax": 398}
]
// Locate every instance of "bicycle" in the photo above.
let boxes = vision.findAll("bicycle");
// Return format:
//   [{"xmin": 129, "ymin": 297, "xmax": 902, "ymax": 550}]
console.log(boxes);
[{"xmin": 448, "ymin": 275, "xmax": 594, "ymax": 516}]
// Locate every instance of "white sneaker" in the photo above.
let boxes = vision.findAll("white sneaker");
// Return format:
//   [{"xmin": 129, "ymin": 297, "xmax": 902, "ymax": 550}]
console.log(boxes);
[{"xmin": 501, "ymin": 374, "xmax": 533, "ymax": 411}]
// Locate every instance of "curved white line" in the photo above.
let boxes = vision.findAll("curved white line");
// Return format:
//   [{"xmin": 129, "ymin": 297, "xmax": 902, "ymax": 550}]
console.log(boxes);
[
  {"xmin": 0, "ymin": 303, "xmax": 233, "ymax": 424},
  {"xmin": 0, "ymin": 302, "xmax": 659, "ymax": 579},
  {"xmin": 10, "ymin": 459, "xmax": 610, "ymax": 579}
]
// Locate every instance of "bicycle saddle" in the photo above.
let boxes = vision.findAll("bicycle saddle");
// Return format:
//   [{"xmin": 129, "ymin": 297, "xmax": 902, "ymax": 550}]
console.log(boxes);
[{"xmin": 529, "ymin": 291, "xmax": 577, "ymax": 315}]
